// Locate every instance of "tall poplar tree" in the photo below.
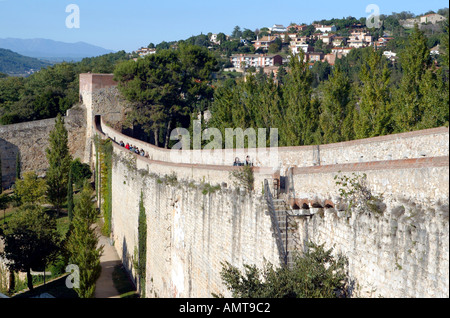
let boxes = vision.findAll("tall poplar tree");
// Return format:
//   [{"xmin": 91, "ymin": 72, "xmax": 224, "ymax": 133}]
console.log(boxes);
[
  {"xmin": 392, "ymin": 25, "xmax": 432, "ymax": 132},
  {"xmin": 281, "ymin": 51, "xmax": 316, "ymax": 146},
  {"xmin": 319, "ymin": 66, "xmax": 353, "ymax": 143},
  {"xmin": 354, "ymin": 49, "xmax": 392, "ymax": 139},
  {"xmin": 46, "ymin": 114, "xmax": 72, "ymax": 216}
]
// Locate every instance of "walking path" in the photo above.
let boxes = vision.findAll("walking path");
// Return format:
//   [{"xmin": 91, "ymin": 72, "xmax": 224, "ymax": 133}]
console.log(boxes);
[{"xmin": 94, "ymin": 227, "xmax": 122, "ymax": 298}]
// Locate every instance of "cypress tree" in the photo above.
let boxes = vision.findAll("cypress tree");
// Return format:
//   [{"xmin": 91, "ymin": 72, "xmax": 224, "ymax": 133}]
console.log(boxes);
[
  {"xmin": 0, "ymin": 157, "xmax": 2, "ymax": 194},
  {"xmin": 138, "ymin": 191, "xmax": 147, "ymax": 297},
  {"xmin": 66, "ymin": 184, "xmax": 103, "ymax": 298},
  {"xmin": 67, "ymin": 168, "xmax": 74, "ymax": 221},
  {"xmin": 46, "ymin": 114, "xmax": 72, "ymax": 216},
  {"xmin": 16, "ymin": 151, "xmax": 21, "ymax": 181}
]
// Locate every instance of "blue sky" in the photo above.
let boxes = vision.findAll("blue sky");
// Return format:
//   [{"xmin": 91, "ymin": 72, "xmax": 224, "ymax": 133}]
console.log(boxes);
[{"xmin": 0, "ymin": 0, "xmax": 448, "ymax": 52}]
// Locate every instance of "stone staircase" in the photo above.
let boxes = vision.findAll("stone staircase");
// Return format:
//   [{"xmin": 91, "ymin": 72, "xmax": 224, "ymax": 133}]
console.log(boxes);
[{"xmin": 271, "ymin": 198, "xmax": 301, "ymax": 269}]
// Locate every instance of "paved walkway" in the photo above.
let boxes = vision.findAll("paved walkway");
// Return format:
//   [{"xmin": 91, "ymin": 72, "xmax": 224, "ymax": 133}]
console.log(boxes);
[{"xmin": 94, "ymin": 228, "xmax": 122, "ymax": 298}]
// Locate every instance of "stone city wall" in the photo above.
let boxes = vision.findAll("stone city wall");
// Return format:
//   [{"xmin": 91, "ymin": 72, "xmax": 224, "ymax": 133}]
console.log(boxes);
[
  {"xmin": 287, "ymin": 156, "xmax": 449, "ymax": 298},
  {"xmin": 100, "ymin": 113, "xmax": 449, "ymax": 172},
  {"xmin": 98, "ymin": 119, "xmax": 449, "ymax": 298},
  {"xmin": 0, "ymin": 105, "xmax": 86, "ymax": 189},
  {"xmin": 110, "ymin": 148, "xmax": 281, "ymax": 298}
]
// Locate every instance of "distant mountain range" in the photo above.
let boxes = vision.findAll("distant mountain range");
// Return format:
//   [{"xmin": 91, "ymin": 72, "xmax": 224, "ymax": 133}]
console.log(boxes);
[
  {"xmin": 0, "ymin": 38, "xmax": 115, "ymax": 62},
  {"xmin": 0, "ymin": 48, "xmax": 52, "ymax": 76}
]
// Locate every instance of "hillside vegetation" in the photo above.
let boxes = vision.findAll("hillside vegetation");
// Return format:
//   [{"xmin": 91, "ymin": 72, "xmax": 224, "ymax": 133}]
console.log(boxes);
[
  {"xmin": 0, "ymin": 48, "xmax": 52, "ymax": 76},
  {"xmin": 0, "ymin": 51, "xmax": 129, "ymax": 124}
]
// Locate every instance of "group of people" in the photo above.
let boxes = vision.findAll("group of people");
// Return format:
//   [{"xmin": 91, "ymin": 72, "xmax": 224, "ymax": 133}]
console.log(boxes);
[
  {"xmin": 119, "ymin": 141, "xmax": 149, "ymax": 158},
  {"xmin": 233, "ymin": 156, "xmax": 253, "ymax": 167},
  {"xmin": 118, "ymin": 139, "xmax": 255, "ymax": 166}
]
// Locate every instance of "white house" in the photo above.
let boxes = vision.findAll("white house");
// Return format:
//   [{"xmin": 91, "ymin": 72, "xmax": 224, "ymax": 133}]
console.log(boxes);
[
  {"xmin": 270, "ymin": 24, "xmax": 287, "ymax": 33},
  {"xmin": 314, "ymin": 24, "xmax": 337, "ymax": 33}
]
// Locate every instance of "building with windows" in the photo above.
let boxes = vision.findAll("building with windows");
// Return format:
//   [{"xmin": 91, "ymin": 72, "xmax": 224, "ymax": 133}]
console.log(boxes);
[{"xmin": 230, "ymin": 53, "xmax": 283, "ymax": 69}]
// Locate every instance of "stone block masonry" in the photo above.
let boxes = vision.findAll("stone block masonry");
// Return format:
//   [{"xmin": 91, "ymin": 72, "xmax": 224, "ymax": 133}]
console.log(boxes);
[
  {"xmin": 289, "ymin": 157, "xmax": 449, "ymax": 298},
  {"xmin": 110, "ymin": 148, "xmax": 281, "ymax": 298},
  {"xmin": 0, "ymin": 105, "xmax": 86, "ymax": 189}
]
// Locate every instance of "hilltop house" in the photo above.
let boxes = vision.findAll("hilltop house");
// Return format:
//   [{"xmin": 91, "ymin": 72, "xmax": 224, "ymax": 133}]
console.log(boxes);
[
  {"xmin": 252, "ymin": 35, "xmax": 279, "ymax": 50},
  {"xmin": 136, "ymin": 47, "xmax": 156, "ymax": 57},
  {"xmin": 230, "ymin": 53, "xmax": 283, "ymax": 69},
  {"xmin": 420, "ymin": 13, "xmax": 446, "ymax": 24},
  {"xmin": 270, "ymin": 24, "xmax": 288, "ymax": 33},
  {"xmin": 313, "ymin": 24, "xmax": 337, "ymax": 33},
  {"xmin": 331, "ymin": 47, "xmax": 352, "ymax": 56},
  {"xmin": 348, "ymin": 31, "xmax": 373, "ymax": 48},
  {"xmin": 287, "ymin": 24, "xmax": 309, "ymax": 32},
  {"xmin": 289, "ymin": 40, "xmax": 313, "ymax": 55}
]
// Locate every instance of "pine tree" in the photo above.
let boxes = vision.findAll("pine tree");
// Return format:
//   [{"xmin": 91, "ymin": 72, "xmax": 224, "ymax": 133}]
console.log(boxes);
[
  {"xmin": 46, "ymin": 114, "xmax": 72, "ymax": 216},
  {"xmin": 66, "ymin": 184, "xmax": 103, "ymax": 298}
]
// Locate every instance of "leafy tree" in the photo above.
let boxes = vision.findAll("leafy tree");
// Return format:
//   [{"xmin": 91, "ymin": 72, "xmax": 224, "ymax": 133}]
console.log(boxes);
[
  {"xmin": 0, "ymin": 193, "xmax": 10, "ymax": 224},
  {"xmin": 242, "ymin": 29, "xmax": 256, "ymax": 41},
  {"xmin": 231, "ymin": 26, "xmax": 242, "ymax": 39},
  {"xmin": 14, "ymin": 171, "xmax": 47, "ymax": 205},
  {"xmin": 114, "ymin": 44, "xmax": 218, "ymax": 148},
  {"xmin": 70, "ymin": 158, "xmax": 92, "ymax": 189},
  {"xmin": 216, "ymin": 242, "xmax": 348, "ymax": 298},
  {"xmin": 216, "ymin": 33, "xmax": 227, "ymax": 45},
  {"xmin": 46, "ymin": 114, "xmax": 72, "ymax": 216},
  {"xmin": 66, "ymin": 184, "xmax": 103, "ymax": 298},
  {"xmin": 1, "ymin": 206, "xmax": 60, "ymax": 291}
]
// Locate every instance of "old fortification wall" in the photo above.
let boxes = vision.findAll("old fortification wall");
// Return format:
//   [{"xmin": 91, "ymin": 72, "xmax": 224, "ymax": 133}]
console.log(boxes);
[
  {"xmin": 288, "ymin": 157, "xmax": 449, "ymax": 298},
  {"xmin": 89, "ymin": 73, "xmax": 448, "ymax": 298},
  {"xmin": 79, "ymin": 73, "xmax": 129, "ymax": 164},
  {"xmin": 100, "ymin": 112, "xmax": 449, "ymax": 171},
  {"xmin": 0, "ymin": 105, "xmax": 86, "ymax": 189},
  {"xmin": 111, "ymin": 147, "xmax": 280, "ymax": 298},
  {"xmin": 95, "ymin": 117, "xmax": 449, "ymax": 298}
]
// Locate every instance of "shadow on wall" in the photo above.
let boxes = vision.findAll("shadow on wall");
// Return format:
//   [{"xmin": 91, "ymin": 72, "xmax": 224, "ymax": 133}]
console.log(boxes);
[
  {"xmin": 0, "ymin": 138, "xmax": 20, "ymax": 190},
  {"xmin": 121, "ymin": 236, "xmax": 136, "ymax": 284}
]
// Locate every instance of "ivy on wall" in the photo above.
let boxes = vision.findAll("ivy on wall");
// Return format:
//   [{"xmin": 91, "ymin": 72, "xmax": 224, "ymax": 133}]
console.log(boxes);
[
  {"xmin": 137, "ymin": 190, "xmax": 147, "ymax": 297},
  {"xmin": 94, "ymin": 135, "xmax": 113, "ymax": 236}
]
